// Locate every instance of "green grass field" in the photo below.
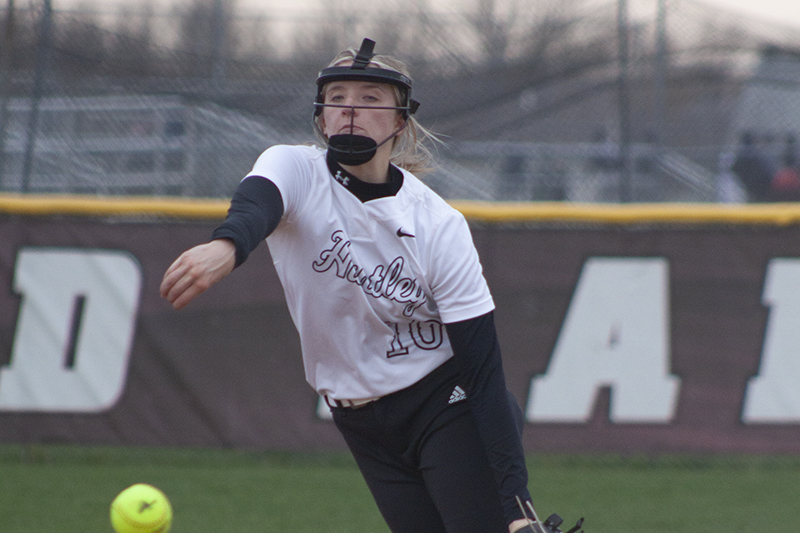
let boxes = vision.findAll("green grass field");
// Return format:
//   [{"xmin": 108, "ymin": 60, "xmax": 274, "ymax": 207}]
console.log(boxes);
[{"xmin": 1, "ymin": 444, "xmax": 797, "ymax": 532}]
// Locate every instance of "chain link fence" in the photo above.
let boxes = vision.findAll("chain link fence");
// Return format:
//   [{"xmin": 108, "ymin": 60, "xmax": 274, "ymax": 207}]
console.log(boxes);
[{"xmin": 2, "ymin": 0, "xmax": 800, "ymax": 201}]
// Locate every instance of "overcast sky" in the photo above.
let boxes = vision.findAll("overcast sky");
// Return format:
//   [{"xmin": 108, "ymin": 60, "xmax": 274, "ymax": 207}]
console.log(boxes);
[
  {"xmin": 55, "ymin": 0, "xmax": 800, "ymax": 31},
  {"xmin": 244, "ymin": 0, "xmax": 800, "ymax": 29},
  {"xmin": 679, "ymin": 0, "xmax": 800, "ymax": 28}
]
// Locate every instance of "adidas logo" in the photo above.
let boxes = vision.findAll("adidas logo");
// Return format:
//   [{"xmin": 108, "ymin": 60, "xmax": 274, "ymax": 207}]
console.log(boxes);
[{"xmin": 448, "ymin": 385, "xmax": 467, "ymax": 404}]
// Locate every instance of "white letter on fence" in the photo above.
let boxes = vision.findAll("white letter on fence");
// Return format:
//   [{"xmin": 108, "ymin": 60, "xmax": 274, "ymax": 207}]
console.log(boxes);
[
  {"xmin": 526, "ymin": 257, "xmax": 680, "ymax": 423},
  {"xmin": 0, "ymin": 248, "xmax": 142, "ymax": 412},
  {"xmin": 742, "ymin": 258, "xmax": 800, "ymax": 422}
]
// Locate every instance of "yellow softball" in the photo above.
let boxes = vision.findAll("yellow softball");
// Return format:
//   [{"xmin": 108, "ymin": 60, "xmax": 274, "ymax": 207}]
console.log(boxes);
[{"xmin": 110, "ymin": 483, "xmax": 173, "ymax": 533}]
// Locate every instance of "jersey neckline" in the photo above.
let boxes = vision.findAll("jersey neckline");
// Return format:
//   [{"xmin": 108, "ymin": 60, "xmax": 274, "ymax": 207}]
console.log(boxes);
[{"xmin": 326, "ymin": 150, "xmax": 404, "ymax": 203}]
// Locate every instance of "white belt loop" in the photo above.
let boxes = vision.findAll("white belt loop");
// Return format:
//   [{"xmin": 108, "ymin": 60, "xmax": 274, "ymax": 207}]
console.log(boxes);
[{"xmin": 325, "ymin": 395, "xmax": 380, "ymax": 409}]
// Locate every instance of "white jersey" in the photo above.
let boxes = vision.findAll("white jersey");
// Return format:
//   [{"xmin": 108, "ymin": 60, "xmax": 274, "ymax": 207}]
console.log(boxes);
[{"xmin": 247, "ymin": 144, "xmax": 494, "ymax": 399}]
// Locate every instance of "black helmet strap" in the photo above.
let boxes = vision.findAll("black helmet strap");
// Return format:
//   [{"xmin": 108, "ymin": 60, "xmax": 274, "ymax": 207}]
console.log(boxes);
[{"xmin": 351, "ymin": 39, "xmax": 376, "ymax": 69}]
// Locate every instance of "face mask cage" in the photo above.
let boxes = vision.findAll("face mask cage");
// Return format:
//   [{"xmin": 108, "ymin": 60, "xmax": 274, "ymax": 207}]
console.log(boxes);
[{"xmin": 312, "ymin": 38, "xmax": 421, "ymax": 165}]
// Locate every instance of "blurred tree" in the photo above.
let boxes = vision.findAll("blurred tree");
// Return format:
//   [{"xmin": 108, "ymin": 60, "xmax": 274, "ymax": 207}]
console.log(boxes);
[
  {"xmin": 174, "ymin": 0, "xmax": 239, "ymax": 79},
  {"xmin": 471, "ymin": 0, "xmax": 513, "ymax": 63},
  {"xmin": 56, "ymin": 7, "xmax": 105, "ymax": 80},
  {"xmin": 109, "ymin": 1, "xmax": 157, "ymax": 77}
]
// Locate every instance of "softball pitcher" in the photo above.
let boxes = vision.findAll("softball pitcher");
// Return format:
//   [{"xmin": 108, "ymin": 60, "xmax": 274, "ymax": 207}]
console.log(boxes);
[{"xmin": 161, "ymin": 38, "xmax": 541, "ymax": 533}]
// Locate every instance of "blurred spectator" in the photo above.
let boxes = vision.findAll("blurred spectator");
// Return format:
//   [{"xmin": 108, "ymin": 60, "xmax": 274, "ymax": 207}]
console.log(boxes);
[
  {"xmin": 730, "ymin": 131, "xmax": 775, "ymax": 202},
  {"xmin": 785, "ymin": 133, "xmax": 798, "ymax": 164},
  {"xmin": 716, "ymin": 149, "xmax": 747, "ymax": 203},
  {"xmin": 768, "ymin": 134, "xmax": 800, "ymax": 201}
]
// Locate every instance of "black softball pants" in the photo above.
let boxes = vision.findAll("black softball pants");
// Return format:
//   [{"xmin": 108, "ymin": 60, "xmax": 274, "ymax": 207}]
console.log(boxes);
[{"xmin": 330, "ymin": 357, "xmax": 509, "ymax": 533}]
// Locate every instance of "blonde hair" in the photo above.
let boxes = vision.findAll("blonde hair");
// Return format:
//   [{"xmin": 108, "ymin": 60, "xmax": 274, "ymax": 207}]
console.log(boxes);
[{"xmin": 314, "ymin": 46, "xmax": 441, "ymax": 175}]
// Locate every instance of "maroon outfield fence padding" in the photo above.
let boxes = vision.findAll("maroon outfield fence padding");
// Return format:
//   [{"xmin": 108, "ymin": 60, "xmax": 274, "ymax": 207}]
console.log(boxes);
[{"xmin": 1, "ymin": 215, "xmax": 800, "ymax": 453}]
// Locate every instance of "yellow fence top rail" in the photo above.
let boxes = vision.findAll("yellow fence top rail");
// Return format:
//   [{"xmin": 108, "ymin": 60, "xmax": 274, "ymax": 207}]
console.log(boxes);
[
  {"xmin": 4, "ymin": 194, "xmax": 800, "ymax": 225},
  {"xmin": 0, "ymin": 194, "xmax": 230, "ymax": 219},
  {"xmin": 451, "ymin": 201, "xmax": 800, "ymax": 225}
]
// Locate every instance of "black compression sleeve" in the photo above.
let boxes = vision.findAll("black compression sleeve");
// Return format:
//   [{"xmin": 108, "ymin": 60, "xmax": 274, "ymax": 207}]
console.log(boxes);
[
  {"xmin": 210, "ymin": 176, "xmax": 284, "ymax": 267},
  {"xmin": 445, "ymin": 311, "xmax": 532, "ymax": 524}
]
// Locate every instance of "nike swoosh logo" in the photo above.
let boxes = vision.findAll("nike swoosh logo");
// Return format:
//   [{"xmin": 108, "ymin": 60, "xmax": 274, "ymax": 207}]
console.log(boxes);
[{"xmin": 396, "ymin": 228, "xmax": 415, "ymax": 238}]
